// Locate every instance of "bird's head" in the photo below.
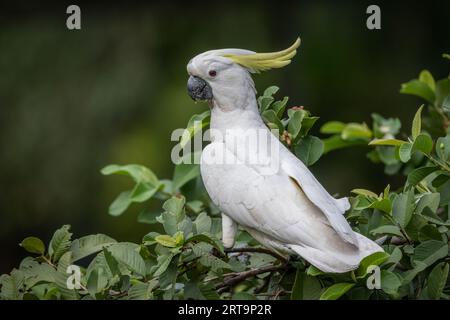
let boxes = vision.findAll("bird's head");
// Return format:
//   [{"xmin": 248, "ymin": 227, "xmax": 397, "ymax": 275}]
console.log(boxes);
[{"xmin": 186, "ymin": 38, "xmax": 300, "ymax": 110}]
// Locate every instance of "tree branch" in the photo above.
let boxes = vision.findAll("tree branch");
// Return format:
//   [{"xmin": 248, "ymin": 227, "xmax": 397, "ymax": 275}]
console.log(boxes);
[{"xmin": 216, "ymin": 263, "xmax": 288, "ymax": 290}]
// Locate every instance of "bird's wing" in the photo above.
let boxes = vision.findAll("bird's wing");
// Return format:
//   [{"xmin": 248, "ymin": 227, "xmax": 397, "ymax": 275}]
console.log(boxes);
[
  {"xmin": 279, "ymin": 148, "xmax": 358, "ymax": 246},
  {"xmin": 201, "ymin": 142, "xmax": 355, "ymax": 248}
]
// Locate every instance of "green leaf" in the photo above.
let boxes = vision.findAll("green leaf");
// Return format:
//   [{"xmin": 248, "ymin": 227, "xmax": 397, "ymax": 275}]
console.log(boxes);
[
  {"xmin": 199, "ymin": 254, "xmax": 230, "ymax": 272},
  {"xmin": 158, "ymin": 196, "xmax": 186, "ymax": 235},
  {"xmin": 262, "ymin": 109, "xmax": 284, "ymax": 133},
  {"xmin": 439, "ymin": 180, "xmax": 450, "ymax": 206},
  {"xmin": 416, "ymin": 193, "xmax": 440, "ymax": 215},
  {"xmin": 272, "ymin": 96, "xmax": 289, "ymax": 118},
  {"xmin": 172, "ymin": 163, "xmax": 200, "ymax": 190},
  {"xmin": 294, "ymin": 136, "xmax": 324, "ymax": 166},
  {"xmin": 370, "ymin": 225, "xmax": 403, "ymax": 238},
  {"xmin": 287, "ymin": 109, "xmax": 306, "ymax": 139},
  {"xmin": 432, "ymin": 173, "xmax": 450, "ymax": 188},
  {"xmin": 128, "ymin": 279, "xmax": 158, "ymax": 300},
  {"xmin": 319, "ymin": 283, "xmax": 355, "ymax": 300},
  {"xmin": 320, "ymin": 121, "xmax": 346, "ymax": 134},
  {"xmin": 368, "ymin": 198, "xmax": 392, "ymax": 214},
  {"xmin": 109, "ymin": 181, "xmax": 162, "ymax": 216},
  {"xmin": 405, "ymin": 214, "xmax": 428, "ymax": 242},
  {"xmin": 163, "ymin": 196, "xmax": 185, "ymax": 217},
  {"xmin": 436, "ymin": 134, "xmax": 450, "ymax": 162},
  {"xmin": 400, "ymin": 79, "xmax": 435, "ymax": 103},
  {"xmin": 407, "ymin": 166, "xmax": 438, "ymax": 186},
  {"xmin": 398, "ymin": 142, "xmax": 412, "ymax": 162},
  {"xmin": 291, "ymin": 268, "xmax": 304, "ymax": 300},
  {"xmin": 248, "ymin": 253, "xmax": 276, "ymax": 269},
  {"xmin": 258, "ymin": 96, "xmax": 275, "ymax": 112},
  {"xmin": 71, "ymin": 234, "xmax": 117, "ymax": 262},
  {"xmin": 263, "ymin": 85, "xmax": 279, "ymax": 97},
  {"xmin": 412, "ymin": 105, "xmax": 424, "ymax": 139},
  {"xmin": 372, "ymin": 113, "xmax": 402, "ymax": 137},
  {"xmin": 102, "ymin": 248, "xmax": 121, "ymax": 277},
  {"xmin": 419, "ymin": 70, "xmax": 436, "ymax": 92},
  {"xmin": 419, "ymin": 224, "xmax": 443, "ymax": 241},
  {"xmin": 109, "ymin": 191, "xmax": 132, "ymax": 216},
  {"xmin": 341, "ymin": 123, "xmax": 372, "ymax": 140},
  {"xmin": 377, "ymin": 146, "xmax": 399, "ymax": 166},
  {"xmin": 20, "ymin": 237, "xmax": 45, "ymax": 255},
  {"xmin": 0, "ymin": 270, "xmax": 24, "ymax": 300},
  {"xmin": 55, "ymin": 252, "xmax": 78, "ymax": 300},
  {"xmin": 184, "ymin": 281, "xmax": 218, "ymax": 300},
  {"xmin": 258, "ymin": 86, "xmax": 278, "ymax": 112},
  {"xmin": 155, "ymin": 235, "xmax": 177, "ymax": 248},
  {"xmin": 185, "ymin": 233, "xmax": 224, "ymax": 256},
  {"xmin": 232, "ymin": 292, "xmax": 256, "ymax": 300},
  {"xmin": 49, "ymin": 225, "xmax": 72, "ymax": 263},
  {"xmin": 383, "ymin": 247, "xmax": 403, "ymax": 268},
  {"xmin": 380, "ymin": 270, "xmax": 403, "ymax": 295},
  {"xmin": 411, "ymin": 133, "xmax": 433, "ymax": 155},
  {"xmin": 129, "ymin": 182, "xmax": 160, "ymax": 202},
  {"xmin": 402, "ymin": 261, "xmax": 428, "ymax": 285},
  {"xmin": 322, "ymin": 135, "xmax": 366, "ymax": 153},
  {"xmin": 186, "ymin": 200, "xmax": 204, "ymax": 214},
  {"xmin": 179, "ymin": 110, "xmax": 211, "ymax": 149},
  {"xmin": 20, "ymin": 259, "xmax": 56, "ymax": 289},
  {"xmin": 369, "ymin": 139, "xmax": 406, "ymax": 146},
  {"xmin": 392, "ymin": 190, "xmax": 414, "ymax": 228},
  {"xmin": 184, "ymin": 280, "xmax": 206, "ymax": 300},
  {"xmin": 443, "ymin": 94, "xmax": 450, "ymax": 112},
  {"xmin": 137, "ymin": 210, "xmax": 160, "ymax": 224},
  {"xmin": 101, "ymin": 164, "xmax": 159, "ymax": 185},
  {"xmin": 436, "ymin": 79, "xmax": 450, "ymax": 110},
  {"xmin": 351, "ymin": 188, "xmax": 378, "ymax": 198},
  {"xmin": 306, "ymin": 265, "xmax": 325, "ymax": 277},
  {"xmin": 194, "ymin": 212, "xmax": 212, "ymax": 234},
  {"xmin": 302, "ymin": 276, "xmax": 323, "ymax": 300},
  {"xmin": 357, "ymin": 251, "xmax": 390, "ymax": 277},
  {"xmin": 108, "ymin": 243, "xmax": 147, "ymax": 276},
  {"xmin": 159, "ymin": 212, "xmax": 178, "ymax": 236},
  {"xmin": 413, "ymin": 240, "xmax": 449, "ymax": 267},
  {"xmin": 174, "ymin": 231, "xmax": 184, "ymax": 246},
  {"xmin": 86, "ymin": 267, "xmax": 108, "ymax": 297},
  {"xmin": 427, "ymin": 262, "xmax": 449, "ymax": 300},
  {"xmin": 300, "ymin": 116, "xmax": 319, "ymax": 136}
]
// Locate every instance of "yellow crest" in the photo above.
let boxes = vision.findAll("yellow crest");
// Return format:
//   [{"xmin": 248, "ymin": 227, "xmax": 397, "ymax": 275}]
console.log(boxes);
[{"xmin": 223, "ymin": 37, "xmax": 301, "ymax": 73}]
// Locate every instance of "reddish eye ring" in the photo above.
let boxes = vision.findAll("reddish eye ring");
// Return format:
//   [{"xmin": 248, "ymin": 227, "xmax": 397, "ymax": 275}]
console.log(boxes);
[{"xmin": 209, "ymin": 70, "xmax": 217, "ymax": 77}]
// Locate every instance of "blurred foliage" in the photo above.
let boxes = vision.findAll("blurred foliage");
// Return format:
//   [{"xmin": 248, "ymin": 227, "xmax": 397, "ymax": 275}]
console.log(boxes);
[
  {"xmin": 1, "ymin": 1, "xmax": 450, "ymax": 275},
  {"xmin": 2, "ymin": 62, "xmax": 450, "ymax": 299}
]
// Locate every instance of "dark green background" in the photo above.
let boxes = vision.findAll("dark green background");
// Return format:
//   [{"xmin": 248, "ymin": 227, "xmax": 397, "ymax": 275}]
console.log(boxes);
[{"xmin": 0, "ymin": 1, "xmax": 449, "ymax": 273}]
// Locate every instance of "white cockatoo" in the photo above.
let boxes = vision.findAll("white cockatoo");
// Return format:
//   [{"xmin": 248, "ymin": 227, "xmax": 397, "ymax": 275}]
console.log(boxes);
[{"xmin": 186, "ymin": 38, "xmax": 383, "ymax": 273}]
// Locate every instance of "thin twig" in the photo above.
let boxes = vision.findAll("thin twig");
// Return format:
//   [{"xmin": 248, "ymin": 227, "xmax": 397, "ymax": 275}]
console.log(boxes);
[
  {"xmin": 216, "ymin": 263, "xmax": 288, "ymax": 290},
  {"xmin": 41, "ymin": 255, "xmax": 56, "ymax": 267},
  {"xmin": 272, "ymin": 289, "xmax": 284, "ymax": 300},
  {"xmin": 255, "ymin": 290, "xmax": 290, "ymax": 297}
]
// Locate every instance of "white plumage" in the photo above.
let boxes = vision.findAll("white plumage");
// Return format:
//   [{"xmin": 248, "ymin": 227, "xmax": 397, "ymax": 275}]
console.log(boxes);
[{"xmin": 186, "ymin": 41, "xmax": 383, "ymax": 273}]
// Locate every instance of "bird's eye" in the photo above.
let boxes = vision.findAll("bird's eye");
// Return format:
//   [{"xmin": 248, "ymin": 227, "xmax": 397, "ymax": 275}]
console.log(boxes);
[{"xmin": 209, "ymin": 70, "xmax": 217, "ymax": 77}]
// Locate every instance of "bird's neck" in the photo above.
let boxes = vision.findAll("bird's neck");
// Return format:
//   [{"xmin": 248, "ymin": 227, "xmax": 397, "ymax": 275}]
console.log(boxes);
[
  {"xmin": 210, "ymin": 96, "xmax": 265, "ymax": 131},
  {"xmin": 210, "ymin": 74, "xmax": 266, "ymax": 134}
]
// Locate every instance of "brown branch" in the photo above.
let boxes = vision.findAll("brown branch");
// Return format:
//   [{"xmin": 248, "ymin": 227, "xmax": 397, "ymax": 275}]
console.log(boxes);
[
  {"xmin": 255, "ymin": 290, "xmax": 289, "ymax": 298},
  {"xmin": 224, "ymin": 247, "xmax": 287, "ymax": 262},
  {"xmin": 216, "ymin": 263, "xmax": 288, "ymax": 291}
]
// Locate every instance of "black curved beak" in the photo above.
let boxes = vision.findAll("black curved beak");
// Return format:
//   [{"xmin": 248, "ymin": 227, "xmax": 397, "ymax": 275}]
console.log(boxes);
[{"xmin": 187, "ymin": 76, "xmax": 213, "ymax": 101}]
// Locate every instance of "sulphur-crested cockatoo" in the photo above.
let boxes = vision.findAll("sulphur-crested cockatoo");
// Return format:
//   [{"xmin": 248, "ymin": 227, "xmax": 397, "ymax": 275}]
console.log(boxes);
[{"xmin": 186, "ymin": 38, "xmax": 383, "ymax": 273}]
